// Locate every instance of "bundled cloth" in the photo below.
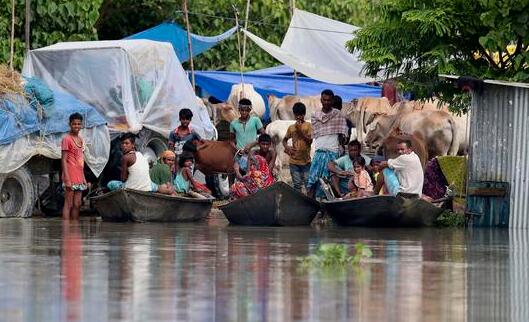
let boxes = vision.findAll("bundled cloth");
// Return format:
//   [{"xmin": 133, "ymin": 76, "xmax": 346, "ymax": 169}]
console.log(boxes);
[
  {"xmin": 23, "ymin": 76, "xmax": 55, "ymax": 117},
  {"xmin": 231, "ymin": 154, "xmax": 275, "ymax": 199},
  {"xmin": 311, "ymin": 109, "xmax": 349, "ymax": 138},
  {"xmin": 422, "ymin": 158, "xmax": 448, "ymax": 200}
]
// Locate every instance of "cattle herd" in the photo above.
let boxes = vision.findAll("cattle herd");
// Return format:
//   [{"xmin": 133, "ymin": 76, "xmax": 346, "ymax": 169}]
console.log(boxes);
[{"xmin": 199, "ymin": 83, "xmax": 469, "ymax": 175}]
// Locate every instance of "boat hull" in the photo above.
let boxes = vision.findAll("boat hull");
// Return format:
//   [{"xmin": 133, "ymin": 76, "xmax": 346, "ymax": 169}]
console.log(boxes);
[
  {"xmin": 91, "ymin": 189, "xmax": 213, "ymax": 222},
  {"xmin": 219, "ymin": 182, "xmax": 320, "ymax": 226},
  {"xmin": 323, "ymin": 195, "xmax": 443, "ymax": 227}
]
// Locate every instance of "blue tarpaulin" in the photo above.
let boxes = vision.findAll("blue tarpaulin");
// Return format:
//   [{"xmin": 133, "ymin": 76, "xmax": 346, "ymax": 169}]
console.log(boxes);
[
  {"xmin": 194, "ymin": 70, "xmax": 381, "ymax": 121},
  {"xmin": 247, "ymin": 65, "xmax": 295, "ymax": 76},
  {"xmin": 126, "ymin": 22, "xmax": 237, "ymax": 62},
  {"xmin": 1, "ymin": 90, "xmax": 107, "ymax": 146}
]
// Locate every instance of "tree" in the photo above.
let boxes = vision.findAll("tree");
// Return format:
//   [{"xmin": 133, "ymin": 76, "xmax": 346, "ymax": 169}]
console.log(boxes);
[
  {"xmin": 0, "ymin": 0, "xmax": 103, "ymax": 70},
  {"xmin": 347, "ymin": 0, "xmax": 529, "ymax": 113}
]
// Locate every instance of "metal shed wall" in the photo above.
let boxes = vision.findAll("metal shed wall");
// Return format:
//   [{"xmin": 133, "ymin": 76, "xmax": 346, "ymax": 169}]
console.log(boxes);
[{"xmin": 469, "ymin": 82, "xmax": 529, "ymax": 228}]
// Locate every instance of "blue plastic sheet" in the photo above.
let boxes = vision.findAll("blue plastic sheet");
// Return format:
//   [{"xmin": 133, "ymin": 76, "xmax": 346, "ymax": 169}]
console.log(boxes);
[
  {"xmin": 0, "ymin": 90, "xmax": 106, "ymax": 146},
  {"xmin": 194, "ymin": 71, "xmax": 381, "ymax": 121},
  {"xmin": 126, "ymin": 22, "xmax": 237, "ymax": 62}
]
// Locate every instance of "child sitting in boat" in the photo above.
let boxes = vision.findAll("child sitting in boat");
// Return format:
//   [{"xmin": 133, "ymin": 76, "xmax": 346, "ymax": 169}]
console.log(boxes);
[
  {"xmin": 174, "ymin": 152, "xmax": 211, "ymax": 198},
  {"xmin": 345, "ymin": 157, "xmax": 374, "ymax": 198},
  {"xmin": 253, "ymin": 134, "xmax": 277, "ymax": 177}
]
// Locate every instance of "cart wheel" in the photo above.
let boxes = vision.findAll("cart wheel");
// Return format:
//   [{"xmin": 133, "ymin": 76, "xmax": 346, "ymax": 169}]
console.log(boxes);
[{"xmin": 0, "ymin": 166, "xmax": 36, "ymax": 218}]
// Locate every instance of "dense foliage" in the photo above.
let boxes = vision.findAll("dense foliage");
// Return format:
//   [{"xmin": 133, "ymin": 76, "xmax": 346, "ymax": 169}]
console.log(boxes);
[
  {"xmin": 348, "ymin": 0, "xmax": 529, "ymax": 112},
  {"xmin": 0, "ymin": 0, "xmax": 102, "ymax": 70},
  {"xmin": 2, "ymin": 1, "xmax": 373, "ymax": 71}
]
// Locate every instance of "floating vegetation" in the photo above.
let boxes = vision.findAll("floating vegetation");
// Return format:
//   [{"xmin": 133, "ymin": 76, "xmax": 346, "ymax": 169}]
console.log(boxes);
[
  {"xmin": 435, "ymin": 210, "xmax": 466, "ymax": 227},
  {"xmin": 299, "ymin": 243, "xmax": 372, "ymax": 268}
]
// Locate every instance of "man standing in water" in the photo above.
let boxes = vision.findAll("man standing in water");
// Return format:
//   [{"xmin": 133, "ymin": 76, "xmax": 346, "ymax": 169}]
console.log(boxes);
[
  {"xmin": 61, "ymin": 113, "xmax": 87, "ymax": 220},
  {"xmin": 306, "ymin": 89, "xmax": 349, "ymax": 198}
]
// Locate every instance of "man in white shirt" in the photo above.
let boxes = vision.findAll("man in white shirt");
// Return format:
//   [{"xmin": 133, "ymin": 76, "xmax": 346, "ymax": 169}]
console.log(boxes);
[{"xmin": 380, "ymin": 139, "xmax": 423, "ymax": 198}]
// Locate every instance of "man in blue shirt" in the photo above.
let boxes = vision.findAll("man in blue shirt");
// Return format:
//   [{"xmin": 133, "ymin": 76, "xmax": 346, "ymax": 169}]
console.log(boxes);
[{"xmin": 327, "ymin": 140, "xmax": 372, "ymax": 197}]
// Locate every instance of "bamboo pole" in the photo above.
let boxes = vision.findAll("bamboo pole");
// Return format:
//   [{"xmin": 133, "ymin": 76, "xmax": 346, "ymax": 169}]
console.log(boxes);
[
  {"xmin": 290, "ymin": 0, "xmax": 298, "ymax": 95},
  {"xmin": 9, "ymin": 0, "xmax": 16, "ymax": 70},
  {"xmin": 183, "ymin": 0, "xmax": 195, "ymax": 89},
  {"xmin": 232, "ymin": 5, "xmax": 245, "ymax": 96},
  {"xmin": 25, "ymin": 0, "xmax": 31, "ymax": 53},
  {"xmin": 241, "ymin": 0, "xmax": 251, "ymax": 71}
]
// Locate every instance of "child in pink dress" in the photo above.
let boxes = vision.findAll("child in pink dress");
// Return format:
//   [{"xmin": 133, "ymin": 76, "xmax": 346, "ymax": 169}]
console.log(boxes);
[
  {"xmin": 61, "ymin": 113, "xmax": 87, "ymax": 220},
  {"xmin": 346, "ymin": 157, "xmax": 374, "ymax": 198}
]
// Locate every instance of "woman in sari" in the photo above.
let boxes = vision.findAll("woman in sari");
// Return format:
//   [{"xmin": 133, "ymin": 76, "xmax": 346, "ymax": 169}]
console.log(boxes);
[{"xmin": 230, "ymin": 153, "xmax": 275, "ymax": 199}]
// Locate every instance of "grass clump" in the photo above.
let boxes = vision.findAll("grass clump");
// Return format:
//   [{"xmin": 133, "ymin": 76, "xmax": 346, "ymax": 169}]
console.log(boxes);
[
  {"xmin": 435, "ymin": 210, "xmax": 466, "ymax": 227},
  {"xmin": 299, "ymin": 243, "xmax": 373, "ymax": 268}
]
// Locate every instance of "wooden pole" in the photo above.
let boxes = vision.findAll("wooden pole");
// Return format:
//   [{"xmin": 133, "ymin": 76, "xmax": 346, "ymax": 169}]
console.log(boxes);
[
  {"xmin": 290, "ymin": 0, "xmax": 298, "ymax": 95},
  {"xmin": 241, "ymin": 0, "xmax": 251, "ymax": 71},
  {"xmin": 232, "ymin": 5, "xmax": 245, "ymax": 95},
  {"xmin": 183, "ymin": 0, "xmax": 195, "ymax": 89},
  {"xmin": 25, "ymin": 0, "xmax": 31, "ymax": 53},
  {"xmin": 9, "ymin": 0, "xmax": 16, "ymax": 70}
]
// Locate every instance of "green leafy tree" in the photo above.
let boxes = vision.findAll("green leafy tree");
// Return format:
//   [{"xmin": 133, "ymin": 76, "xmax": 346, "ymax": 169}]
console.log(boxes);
[
  {"xmin": 348, "ymin": 0, "xmax": 529, "ymax": 112},
  {"xmin": 0, "ymin": 0, "xmax": 103, "ymax": 70}
]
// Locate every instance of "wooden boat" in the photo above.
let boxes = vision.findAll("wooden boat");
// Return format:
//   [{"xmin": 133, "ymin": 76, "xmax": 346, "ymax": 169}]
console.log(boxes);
[
  {"xmin": 322, "ymin": 195, "xmax": 444, "ymax": 227},
  {"xmin": 91, "ymin": 189, "xmax": 213, "ymax": 222},
  {"xmin": 219, "ymin": 181, "xmax": 321, "ymax": 226}
]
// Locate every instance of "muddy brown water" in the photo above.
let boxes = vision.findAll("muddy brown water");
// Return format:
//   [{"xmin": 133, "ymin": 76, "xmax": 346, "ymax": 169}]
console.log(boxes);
[{"xmin": 0, "ymin": 212, "xmax": 527, "ymax": 322}]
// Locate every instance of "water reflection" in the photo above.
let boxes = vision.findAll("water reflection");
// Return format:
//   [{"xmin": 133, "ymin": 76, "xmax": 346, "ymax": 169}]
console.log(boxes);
[{"xmin": 0, "ymin": 218, "xmax": 527, "ymax": 322}]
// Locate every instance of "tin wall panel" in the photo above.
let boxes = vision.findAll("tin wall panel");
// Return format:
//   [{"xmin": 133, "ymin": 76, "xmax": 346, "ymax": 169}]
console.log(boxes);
[{"xmin": 469, "ymin": 84, "xmax": 529, "ymax": 228}]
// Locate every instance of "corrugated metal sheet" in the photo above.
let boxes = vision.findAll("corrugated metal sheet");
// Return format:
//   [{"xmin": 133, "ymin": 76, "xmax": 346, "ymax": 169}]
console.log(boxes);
[{"xmin": 468, "ymin": 83, "xmax": 529, "ymax": 228}]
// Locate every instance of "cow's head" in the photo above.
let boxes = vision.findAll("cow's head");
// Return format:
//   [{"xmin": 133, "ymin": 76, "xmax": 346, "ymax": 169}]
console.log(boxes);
[{"xmin": 364, "ymin": 114, "xmax": 392, "ymax": 150}]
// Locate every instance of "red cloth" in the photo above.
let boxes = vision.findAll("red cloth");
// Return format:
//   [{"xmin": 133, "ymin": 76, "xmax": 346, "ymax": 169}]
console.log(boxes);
[
  {"xmin": 231, "ymin": 155, "xmax": 275, "ymax": 199},
  {"xmin": 61, "ymin": 134, "xmax": 86, "ymax": 185}
]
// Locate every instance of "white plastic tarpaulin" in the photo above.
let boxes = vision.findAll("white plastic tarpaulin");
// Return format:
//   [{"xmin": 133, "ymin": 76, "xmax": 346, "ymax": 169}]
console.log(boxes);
[
  {"xmin": 242, "ymin": 9, "xmax": 374, "ymax": 84},
  {"xmin": 23, "ymin": 40, "xmax": 216, "ymax": 139},
  {"xmin": 0, "ymin": 126, "xmax": 109, "ymax": 176}
]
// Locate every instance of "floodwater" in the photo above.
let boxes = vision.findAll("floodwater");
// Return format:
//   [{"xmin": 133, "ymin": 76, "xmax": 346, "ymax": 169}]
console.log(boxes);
[{"xmin": 0, "ymin": 213, "xmax": 528, "ymax": 322}]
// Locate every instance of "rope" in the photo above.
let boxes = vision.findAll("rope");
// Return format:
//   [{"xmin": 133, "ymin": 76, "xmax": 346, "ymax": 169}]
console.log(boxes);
[{"xmin": 173, "ymin": 10, "xmax": 356, "ymax": 35}]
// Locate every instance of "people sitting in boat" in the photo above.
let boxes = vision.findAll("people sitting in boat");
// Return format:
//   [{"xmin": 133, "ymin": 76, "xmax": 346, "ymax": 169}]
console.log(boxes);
[
  {"xmin": 344, "ymin": 156, "xmax": 374, "ymax": 198},
  {"xmin": 379, "ymin": 139, "xmax": 424, "ymax": 198},
  {"xmin": 370, "ymin": 155, "xmax": 389, "ymax": 195},
  {"xmin": 149, "ymin": 150, "xmax": 175, "ymax": 186},
  {"xmin": 107, "ymin": 133, "xmax": 174, "ymax": 194},
  {"xmin": 174, "ymin": 152, "xmax": 212, "ymax": 198},
  {"xmin": 168, "ymin": 108, "xmax": 203, "ymax": 157},
  {"xmin": 327, "ymin": 140, "xmax": 372, "ymax": 197},
  {"xmin": 246, "ymin": 134, "xmax": 277, "ymax": 177},
  {"xmin": 230, "ymin": 152, "xmax": 275, "ymax": 199}
]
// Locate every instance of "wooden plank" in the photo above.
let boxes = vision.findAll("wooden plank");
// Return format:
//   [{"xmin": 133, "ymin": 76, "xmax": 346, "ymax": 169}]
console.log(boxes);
[{"xmin": 467, "ymin": 187, "xmax": 506, "ymax": 197}]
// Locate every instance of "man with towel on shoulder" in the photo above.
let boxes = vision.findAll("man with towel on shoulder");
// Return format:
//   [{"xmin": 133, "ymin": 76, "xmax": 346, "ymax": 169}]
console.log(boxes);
[{"xmin": 306, "ymin": 89, "xmax": 349, "ymax": 199}]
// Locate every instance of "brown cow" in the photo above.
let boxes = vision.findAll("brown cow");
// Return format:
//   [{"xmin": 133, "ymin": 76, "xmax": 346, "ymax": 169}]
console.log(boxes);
[
  {"xmin": 365, "ymin": 109, "xmax": 459, "ymax": 160},
  {"xmin": 354, "ymin": 97, "xmax": 392, "ymax": 144},
  {"xmin": 379, "ymin": 129, "xmax": 428, "ymax": 169},
  {"xmin": 194, "ymin": 140, "xmax": 237, "ymax": 175}
]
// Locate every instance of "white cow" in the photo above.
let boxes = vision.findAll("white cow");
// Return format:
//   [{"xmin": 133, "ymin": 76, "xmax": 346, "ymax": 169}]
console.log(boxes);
[
  {"xmin": 268, "ymin": 95, "xmax": 322, "ymax": 121},
  {"xmin": 228, "ymin": 83, "xmax": 266, "ymax": 119},
  {"xmin": 265, "ymin": 120, "xmax": 315, "ymax": 172}
]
